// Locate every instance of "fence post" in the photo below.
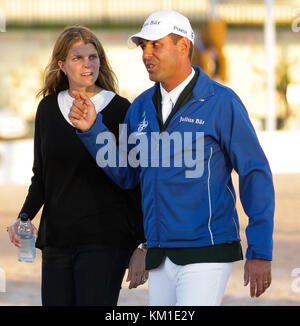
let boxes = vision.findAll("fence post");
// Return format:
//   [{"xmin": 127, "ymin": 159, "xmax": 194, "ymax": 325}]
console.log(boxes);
[
  {"xmin": 0, "ymin": 268, "xmax": 6, "ymax": 292},
  {"xmin": 0, "ymin": 8, "xmax": 6, "ymax": 32}
]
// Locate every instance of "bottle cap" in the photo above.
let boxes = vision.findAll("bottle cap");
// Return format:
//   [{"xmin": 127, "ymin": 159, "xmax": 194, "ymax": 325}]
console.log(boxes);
[{"xmin": 19, "ymin": 212, "xmax": 29, "ymax": 222}]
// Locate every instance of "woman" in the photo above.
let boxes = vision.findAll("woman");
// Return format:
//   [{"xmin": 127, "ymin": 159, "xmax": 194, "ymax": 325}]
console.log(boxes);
[{"xmin": 7, "ymin": 26, "xmax": 147, "ymax": 306}]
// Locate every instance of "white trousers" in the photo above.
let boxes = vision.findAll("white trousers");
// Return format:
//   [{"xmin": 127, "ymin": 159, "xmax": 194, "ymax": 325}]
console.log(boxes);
[{"xmin": 148, "ymin": 257, "xmax": 233, "ymax": 306}]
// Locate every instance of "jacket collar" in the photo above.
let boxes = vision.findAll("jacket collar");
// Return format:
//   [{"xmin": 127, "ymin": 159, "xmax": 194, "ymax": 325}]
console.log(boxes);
[
  {"xmin": 152, "ymin": 65, "xmax": 215, "ymax": 101},
  {"xmin": 191, "ymin": 65, "xmax": 215, "ymax": 100}
]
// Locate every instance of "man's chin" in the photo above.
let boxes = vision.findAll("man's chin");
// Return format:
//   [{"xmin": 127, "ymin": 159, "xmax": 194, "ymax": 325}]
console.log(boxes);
[{"xmin": 148, "ymin": 72, "xmax": 159, "ymax": 82}]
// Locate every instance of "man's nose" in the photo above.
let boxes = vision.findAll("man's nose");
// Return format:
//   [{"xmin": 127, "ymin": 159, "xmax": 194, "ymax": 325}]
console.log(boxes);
[{"xmin": 142, "ymin": 44, "xmax": 153, "ymax": 60}]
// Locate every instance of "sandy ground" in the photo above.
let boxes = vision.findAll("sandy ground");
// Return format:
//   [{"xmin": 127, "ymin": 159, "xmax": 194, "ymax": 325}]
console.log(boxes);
[{"xmin": 0, "ymin": 173, "xmax": 299, "ymax": 306}]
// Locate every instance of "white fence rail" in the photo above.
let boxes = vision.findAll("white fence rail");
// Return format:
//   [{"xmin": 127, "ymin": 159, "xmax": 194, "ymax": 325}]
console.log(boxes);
[
  {"xmin": 0, "ymin": 0, "xmax": 297, "ymax": 25},
  {"xmin": 1, "ymin": 131, "xmax": 300, "ymax": 185}
]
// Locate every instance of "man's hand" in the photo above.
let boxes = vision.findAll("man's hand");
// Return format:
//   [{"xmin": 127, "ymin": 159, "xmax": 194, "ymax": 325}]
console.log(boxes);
[
  {"xmin": 126, "ymin": 248, "xmax": 148, "ymax": 289},
  {"xmin": 69, "ymin": 90, "xmax": 97, "ymax": 132},
  {"xmin": 244, "ymin": 258, "xmax": 271, "ymax": 298}
]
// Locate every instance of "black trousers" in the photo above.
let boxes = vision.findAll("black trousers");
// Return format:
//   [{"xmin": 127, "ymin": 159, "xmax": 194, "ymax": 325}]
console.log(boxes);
[{"xmin": 41, "ymin": 243, "xmax": 131, "ymax": 306}]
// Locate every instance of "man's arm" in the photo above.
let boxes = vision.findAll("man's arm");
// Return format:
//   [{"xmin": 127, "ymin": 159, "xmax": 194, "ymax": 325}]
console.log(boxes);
[
  {"xmin": 69, "ymin": 91, "xmax": 139, "ymax": 189},
  {"xmin": 126, "ymin": 247, "xmax": 148, "ymax": 289},
  {"xmin": 218, "ymin": 97, "xmax": 274, "ymax": 297}
]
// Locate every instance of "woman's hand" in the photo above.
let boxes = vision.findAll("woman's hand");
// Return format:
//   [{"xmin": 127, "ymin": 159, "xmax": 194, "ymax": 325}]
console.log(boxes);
[
  {"xmin": 7, "ymin": 218, "xmax": 38, "ymax": 248},
  {"xmin": 7, "ymin": 218, "xmax": 22, "ymax": 247}
]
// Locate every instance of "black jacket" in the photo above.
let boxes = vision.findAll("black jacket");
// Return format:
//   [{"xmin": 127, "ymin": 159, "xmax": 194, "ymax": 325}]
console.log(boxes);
[{"xmin": 20, "ymin": 93, "xmax": 145, "ymax": 250}]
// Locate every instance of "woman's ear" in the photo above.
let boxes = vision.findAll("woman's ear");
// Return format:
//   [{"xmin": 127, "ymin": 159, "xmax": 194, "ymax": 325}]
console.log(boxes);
[{"xmin": 58, "ymin": 60, "xmax": 66, "ymax": 75}]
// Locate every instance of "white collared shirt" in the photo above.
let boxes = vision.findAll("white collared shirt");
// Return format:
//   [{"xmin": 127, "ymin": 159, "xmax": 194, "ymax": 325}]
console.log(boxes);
[
  {"xmin": 57, "ymin": 89, "xmax": 116, "ymax": 126},
  {"xmin": 160, "ymin": 68, "xmax": 195, "ymax": 123}
]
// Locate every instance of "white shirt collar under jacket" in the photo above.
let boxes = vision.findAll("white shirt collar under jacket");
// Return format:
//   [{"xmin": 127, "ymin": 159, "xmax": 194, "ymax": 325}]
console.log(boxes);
[
  {"xmin": 160, "ymin": 67, "xmax": 195, "ymax": 123},
  {"xmin": 57, "ymin": 89, "xmax": 116, "ymax": 126}
]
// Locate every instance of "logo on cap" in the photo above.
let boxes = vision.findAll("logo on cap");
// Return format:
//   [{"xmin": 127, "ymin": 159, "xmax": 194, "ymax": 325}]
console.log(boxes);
[
  {"xmin": 173, "ymin": 25, "xmax": 188, "ymax": 35},
  {"xmin": 144, "ymin": 20, "xmax": 161, "ymax": 27}
]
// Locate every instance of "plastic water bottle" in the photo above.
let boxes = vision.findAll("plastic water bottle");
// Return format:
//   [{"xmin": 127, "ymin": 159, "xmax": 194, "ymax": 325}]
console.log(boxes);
[{"xmin": 17, "ymin": 213, "xmax": 36, "ymax": 262}]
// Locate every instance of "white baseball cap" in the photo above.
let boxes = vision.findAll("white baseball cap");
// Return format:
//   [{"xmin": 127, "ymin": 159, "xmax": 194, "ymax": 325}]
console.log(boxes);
[{"xmin": 127, "ymin": 10, "xmax": 195, "ymax": 48}]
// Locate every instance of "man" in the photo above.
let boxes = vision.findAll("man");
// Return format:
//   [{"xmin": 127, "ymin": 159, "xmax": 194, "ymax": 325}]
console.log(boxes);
[{"xmin": 69, "ymin": 10, "xmax": 274, "ymax": 306}]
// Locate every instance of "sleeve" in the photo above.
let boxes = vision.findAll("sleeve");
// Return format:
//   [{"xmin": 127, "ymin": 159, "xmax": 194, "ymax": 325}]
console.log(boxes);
[
  {"xmin": 123, "ymin": 185, "xmax": 146, "ymax": 247},
  {"xmin": 19, "ymin": 104, "xmax": 45, "ymax": 220},
  {"xmin": 218, "ymin": 97, "xmax": 275, "ymax": 260},
  {"xmin": 77, "ymin": 101, "xmax": 140, "ymax": 190}
]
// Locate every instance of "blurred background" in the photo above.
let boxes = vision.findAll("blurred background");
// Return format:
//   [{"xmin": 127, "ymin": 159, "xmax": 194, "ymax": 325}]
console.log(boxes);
[{"xmin": 0, "ymin": 0, "xmax": 299, "ymax": 306}]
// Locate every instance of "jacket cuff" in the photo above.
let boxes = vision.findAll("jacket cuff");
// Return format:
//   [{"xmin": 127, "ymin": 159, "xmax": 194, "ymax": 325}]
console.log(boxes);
[
  {"xmin": 246, "ymin": 246, "xmax": 272, "ymax": 261},
  {"xmin": 75, "ymin": 113, "xmax": 103, "ymax": 136}
]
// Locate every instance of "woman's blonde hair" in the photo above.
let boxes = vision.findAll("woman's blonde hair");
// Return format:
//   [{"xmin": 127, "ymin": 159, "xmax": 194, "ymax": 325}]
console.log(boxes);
[{"xmin": 37, "ymin": 26, "xmax": 118, "ymax": 98}]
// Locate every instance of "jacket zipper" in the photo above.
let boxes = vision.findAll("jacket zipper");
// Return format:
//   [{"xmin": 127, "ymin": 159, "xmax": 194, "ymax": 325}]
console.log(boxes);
[
  {"xmin": 207, "ymin": 146, "xmax": 214, "ymax": 245},
  {"xmin": 158, "ymin": 99, "xmax": 203, "ymax": 247},
  {"xmin": 154, "ymin": 146, "xmax": 160, "ymax": 247},
  {"xmin": 166, "ymin": 99, "xmax": 199, "ymax": 132}
]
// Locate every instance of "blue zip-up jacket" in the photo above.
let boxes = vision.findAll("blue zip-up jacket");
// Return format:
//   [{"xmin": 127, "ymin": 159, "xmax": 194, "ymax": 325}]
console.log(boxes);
[{"xmin": 78, "ymin": 66, "xmax": 274, "ymax": 260}]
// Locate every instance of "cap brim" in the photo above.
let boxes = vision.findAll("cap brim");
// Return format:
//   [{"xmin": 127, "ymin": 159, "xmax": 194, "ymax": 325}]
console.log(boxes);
[{"xmin": 127, "ymin": 29, "xmax": 170, "ymax": 49}]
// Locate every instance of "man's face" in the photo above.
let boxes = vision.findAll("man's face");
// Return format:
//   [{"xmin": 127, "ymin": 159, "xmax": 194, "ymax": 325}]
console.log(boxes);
[{"xmin": 140, "ymin": 35, "xmax": 182, "ymax": 91}]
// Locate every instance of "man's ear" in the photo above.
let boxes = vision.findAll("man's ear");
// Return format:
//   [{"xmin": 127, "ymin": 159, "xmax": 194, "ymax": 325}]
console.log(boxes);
[{"xmin": 177, "ymin": 37, "xmax": 190, "ymax": 58}]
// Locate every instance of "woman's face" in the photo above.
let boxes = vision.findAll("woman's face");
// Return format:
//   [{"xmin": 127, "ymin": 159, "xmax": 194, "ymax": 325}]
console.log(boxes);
[{"xmin": 58, "ymin": 41, "xmax": 100, "ymax": 91}]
